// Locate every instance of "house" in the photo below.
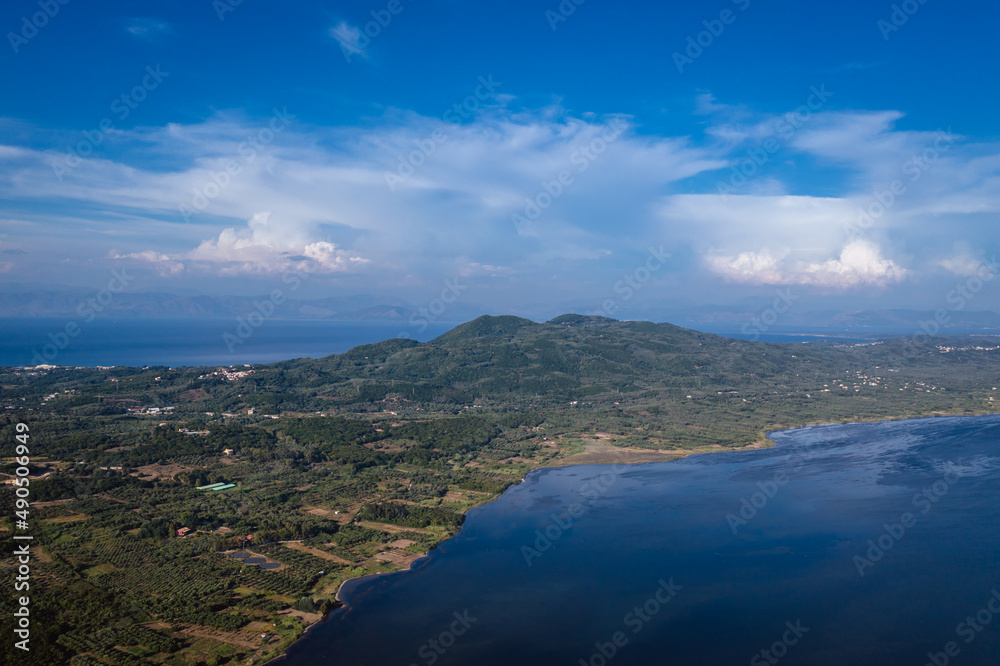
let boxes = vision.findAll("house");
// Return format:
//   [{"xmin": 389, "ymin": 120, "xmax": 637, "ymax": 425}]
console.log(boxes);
[{"xmin": 176, "ymin": 527, "xmax": 192, "ymax": 537}]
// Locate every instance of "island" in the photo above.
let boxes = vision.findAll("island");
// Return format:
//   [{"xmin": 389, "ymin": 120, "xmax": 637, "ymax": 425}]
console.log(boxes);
[{"xmin": 3, "ymin": 315, "xmax": 1000, "ymax": 665}]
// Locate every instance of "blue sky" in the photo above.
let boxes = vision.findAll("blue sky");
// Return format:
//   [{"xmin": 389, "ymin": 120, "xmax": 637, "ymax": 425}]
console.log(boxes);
[{"xmin": 1, "ymin": 0, "xmax": 999, "ymax": 317}]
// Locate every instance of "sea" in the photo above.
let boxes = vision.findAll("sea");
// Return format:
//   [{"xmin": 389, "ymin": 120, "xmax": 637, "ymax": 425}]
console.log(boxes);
[
  {"xmin": 278, "ymin": 415, "xmax": 1000, "ymax": 665},
  {"xmin": 0, "ymin": 318, "xmax": 457, "ymax": 368},
  {"xmin": 0, "ymin": 317, "xmax": 881, "ymax": 369}
]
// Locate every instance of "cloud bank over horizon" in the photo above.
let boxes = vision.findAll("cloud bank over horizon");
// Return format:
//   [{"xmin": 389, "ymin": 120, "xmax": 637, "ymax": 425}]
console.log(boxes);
[
  {"xmin": 2, "ymin": 99, "xmax": 998, "ymax": 307},
  {"xmin": 1, "ymin": 0, "xmax": 998, "ymax": 316}
]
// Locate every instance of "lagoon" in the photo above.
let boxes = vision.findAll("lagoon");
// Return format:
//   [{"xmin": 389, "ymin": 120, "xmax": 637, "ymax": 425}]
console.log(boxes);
[{"xmin": 279, "ymin": 415, "xmax": 1000, "ymax": 665}]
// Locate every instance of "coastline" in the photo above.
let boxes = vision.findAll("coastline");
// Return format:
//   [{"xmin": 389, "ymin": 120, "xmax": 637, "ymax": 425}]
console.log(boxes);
[{"xmin": 258, "ymin": 406, "xmax": 997, "ymax": 665}]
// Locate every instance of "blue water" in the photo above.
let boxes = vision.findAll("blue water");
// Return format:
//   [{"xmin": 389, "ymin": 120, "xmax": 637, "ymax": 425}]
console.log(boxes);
[
  {"xmin": 0, "ymin": 318, "xmax": 888, "ymax": 368},
  {"xmin": 280, "ymin": 416, "xmax": 1000, "ymax": 665},
  {"xmin": 0, "ymin": 318, "xmax": 455, "ymax": 367}
]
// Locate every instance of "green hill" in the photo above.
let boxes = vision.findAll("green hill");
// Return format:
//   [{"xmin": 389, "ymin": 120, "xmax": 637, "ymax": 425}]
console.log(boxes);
[{"xmin": 4, "ymin": 315, "xmax": 1000, "ymax": 665}]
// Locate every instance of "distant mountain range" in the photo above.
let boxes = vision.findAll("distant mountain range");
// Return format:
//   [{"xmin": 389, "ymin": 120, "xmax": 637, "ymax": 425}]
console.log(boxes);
[
  {"xmin": 0, "ymin": 290, "xmax": 474, "ymax": 322},
  {"xmin": 665, "ymin": 306, "xmax": 1000, "ymax": 333},
  {"xmin": 2, "ymin": 288, "xmax": 1000, "ymax": 334}
]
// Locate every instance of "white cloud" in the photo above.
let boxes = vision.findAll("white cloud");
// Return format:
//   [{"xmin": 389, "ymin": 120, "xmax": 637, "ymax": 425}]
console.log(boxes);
[
  {"xmin": 938, "ymin": 243, "xmax": 986, "ymax": 277},
  {"xmin": 0, "ymin": 106, "xmax": 725, "ymax": 282},
  {"xmin": 126, "ymin": 18, "xmax": 173, "ymax": 40},
  {"xmin": 1, "ymin": 100, "xmax": 999, "ymax": 299},
  {"xmin": 705, "ymin": 248, "xmax": 788, "ymax": 284},
  {"xmin": 705, "ymin": 240, "xmax": 906, "ymax": 288},
  {"xmin": 660, "ymin": 193, "xmax": 857, "ymax": 253},
  {"xmin": 797, "ymin": 240, "xmax": 907, "ymax": 287},
  {"xmin": 459, "ymin": 262, "xmax": 512, "ymax": 277},
  {"xmin": 109, "ymin": 250, "xmax": 184, "ymax": 276},
  {"xmin": 183, "ymin": 212, "xmax": 368, "ymax": 275},
  {"xmin": 303, "ymin": 241, "xmax": 369, "ymax": 271},
  {"xmin": 330, "ymin": 22, "xmax": 368, "ymax": 59}
]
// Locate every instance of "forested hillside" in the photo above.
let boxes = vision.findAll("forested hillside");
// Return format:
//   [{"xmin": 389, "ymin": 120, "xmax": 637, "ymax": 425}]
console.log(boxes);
[{"xmin": 3, "ymin": 315, "xmax": 1000, "ymax": 665}]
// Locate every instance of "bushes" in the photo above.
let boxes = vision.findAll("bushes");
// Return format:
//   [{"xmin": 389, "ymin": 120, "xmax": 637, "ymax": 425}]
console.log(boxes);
[
  {"xmin": 356, "ymin": 502, "xmax": 463, "ymax": 528},
  {"xmin": 138, "ymin": 517, "xmax": 174, "ymax": 539},
  {"xmin": 295, "ymin": 596, "xmax": 317, "ymax": 612}
]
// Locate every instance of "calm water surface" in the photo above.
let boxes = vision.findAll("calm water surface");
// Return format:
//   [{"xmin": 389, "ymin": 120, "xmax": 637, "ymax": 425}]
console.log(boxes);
[
  {"xmin": 0, "ymin": 318, "xmax": 454, "ymax": 367},
  {"xmin": 280, "ymin": 415, "xmax": 1000, "ymax": 666}
]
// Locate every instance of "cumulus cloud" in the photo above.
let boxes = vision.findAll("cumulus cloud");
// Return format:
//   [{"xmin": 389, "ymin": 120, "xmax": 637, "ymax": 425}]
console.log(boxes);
[
  {"xmin": 705, "ymin": 240, "xmax": 906, "ymax": 288},
  {"xmin": 109, "ymin": 213, "xmax": 369, "ymax": 277},
  {"xmin": 797, "ymin": 240, "xmax": 907, "ymax": 287},
  {"xmin": 184, "ymin": 212, "xmax": 368, "ymax": 275},
  {"xmin": 0, "ymin": 98, "xmax": 998, "ymax": 300},
  {"xmin": 938, "ymin": 244, "xmax": 987, "ymax": 277},
  {"xmin": 0, "ymin": 106, "xmax": 723, "ymax": 282},
  {"xmin": 705, "ymin": 249, "xmax": 788, "ymax": 284},
  {"xmin": 302, "ymin": 240, "xmax": 369, "ymax": 271}
]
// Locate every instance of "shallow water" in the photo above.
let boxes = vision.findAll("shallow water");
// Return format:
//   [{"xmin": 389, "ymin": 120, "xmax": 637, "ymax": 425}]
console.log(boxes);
[{"xmin": 280, "ymin": 415, "xmax": 1000, "ymax": 665}]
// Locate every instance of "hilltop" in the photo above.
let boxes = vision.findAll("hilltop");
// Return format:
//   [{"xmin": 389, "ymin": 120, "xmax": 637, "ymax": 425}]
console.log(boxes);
[
  {"xmin": 3, "ymin": 315, "xmax": 1000, "ymax": 665},
  {"xmin": 8, "ymin": 314, "xmax": 1000, "ymax": 449}
]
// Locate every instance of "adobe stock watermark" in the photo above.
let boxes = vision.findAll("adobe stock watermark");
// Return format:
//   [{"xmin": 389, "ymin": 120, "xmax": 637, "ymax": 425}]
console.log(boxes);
[
  {"xmin": 179, "ymin": 107, "xmax": 295, "ymax": 222},
  {"xmin": 397, "ymin": 277, "xmax": 467, "ymax": 338},
  {"xmin": 853, "ymin": 469, "xmax": 960, "ymax": 577},
  {"xmin": 716, "ymin": 85, "xmax": 834, "ymax": 200},
  {"xmin": 385, "ymin": 75, "xmax": 502, "ymax": 191},
  {"xmin": 521, "ymin": 462, "xmax": 629, "ymax": 567},
  {"xmin": 725, "ymin": 470, "xmax": 789, "ymax": 534},
  {"xmin": 48, "ymin": 65, "xmax": 169, "ymax": 181},
  {"xmin": 878, "ymin": 0, "xmax": 930, "ymax": 41},
  {"xmin": 886, "ymin": 257, "xmax": 999, "ymax": 366},
  {"xmin": 213, "ymin": 0, "xmax": 247, "ymax": 21},
  {"xmin": 7, "ymin": 0, "xmax": 71, "ymax": 54},
  {"xmin": 511, "ymin": 117, "xmax": 628, "ymax": 234},
  {"xmin": 923, "ymin": 588, "xmax": 1000, "ymax": 666},
  {"xmin": 223, "ymin": 260, "xmax": 316, "ymax": 353},
  {"xmin": 407, "ymin": 609, "xmax": 477, "ymax": 666},
  {"xmin": 29, "ymin": 268, "xmax": 134, "ymax": 366},
  {"xmin": 750, "ymin": 620, "xmax": 810, "ymax": 665},
  {"xmin": 844, "ymin": 128, "xmax": 956, "ymax": 240},
  {"xmin": 673, "ymin": 0, "xmax": 751, "ymax": 73},
  {"xmin": 587, "ymin": 247, "xmax": 672, "ymax": 318},
  {"xmin": 545, "ymin": 0, "xmax": 587, "ymax": 31},
  {"xmin": 336, "ymin": 0, "xmax": 415, "ymax": 63},
  {"xmin": 725, "ymin": 430, "xmax": 829, "ymax": 534},
  {"xmin": 740, "ymin": 289, "xmax": 798, "ymax": 341},
  {"xmin": 577, "ymin": 578, "xmax": 683, "ymax": 666}
]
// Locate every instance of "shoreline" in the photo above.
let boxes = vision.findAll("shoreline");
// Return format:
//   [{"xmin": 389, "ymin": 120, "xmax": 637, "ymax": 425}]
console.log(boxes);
[
  {"xmin": 259, "ymin": 407, "xmax": 997, "ymax": 665},
  {"xmin": 260, "ymin": 548, "xmax": 438, "ymax": 665}
]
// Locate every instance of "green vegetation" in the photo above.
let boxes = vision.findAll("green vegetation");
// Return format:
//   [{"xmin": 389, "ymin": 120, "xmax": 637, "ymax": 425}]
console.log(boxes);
[
  {"xmin": 2, "ymin": 315, "xmax": 1000, "ymax": 664},
  {"xmin": 356, "ymin": 502, "xmax": 464, "ymax": 528}
]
